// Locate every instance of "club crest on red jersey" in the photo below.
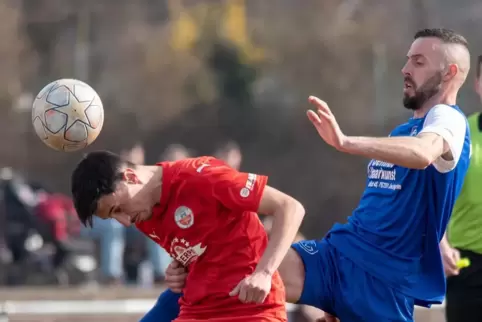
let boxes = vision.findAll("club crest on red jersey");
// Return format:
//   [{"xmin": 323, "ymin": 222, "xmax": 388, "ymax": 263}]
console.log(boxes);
[
  {"xmin": 174, "ymin": 206, "xmax": 194, "ymax": 229},
  {"xmin": 170, "ymin": 237, "xmax": 206, "ymax": 266}
]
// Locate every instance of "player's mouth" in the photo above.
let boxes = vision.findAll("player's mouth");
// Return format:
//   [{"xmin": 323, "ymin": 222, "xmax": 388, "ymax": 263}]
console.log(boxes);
[
  {"xmin": 403, "ymin": 82, "xmax": 414, "ymax": 92},
  {"xmin": 403, "ymin": 77, "xmax": 415, "ymax": 91}
]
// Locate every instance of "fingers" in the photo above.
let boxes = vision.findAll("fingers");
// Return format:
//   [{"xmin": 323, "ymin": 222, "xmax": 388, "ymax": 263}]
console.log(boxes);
[
  {"xmin": 308, "ymin": 96, "xmax": 330, "ymax": 112},
  {"xmin": 165, "ymin": 271, "xmax": 187, "ymax": 283},
  {"xmin": 166, "ymin": 260, "xmax": 187, "ymax": 275},
  {"xmin": 307, "ymin": 110, "xmax": 322, "ymax": 125},
  {"xmin": 445, "ymin": 267, "xmax": 459, "ymax": 277},
  {"xmin": 452, "ymin": 249, "xmax": 461, "ymax": 263},
  {"xmin": 317, "ymin": 108, "xmax": 332, "ymax": 120},
  {"xmin": 165, "ymin": 275, "xmax": 187, "ymax": 293},
  {"xmin": 448, "ymin": 249, "xmax": 461, "ymax": 270},
  {"xmin": 447, "ymin": 259, "xmax": 460, "ymax": 276},
  {"xmin": 229, "ymin": 282, "xmax": 241, "ymax": 297},
  {"xmin": 230, "ymin": 281, "xmax": 250, "ymax": 303},
  {"xmin": 251, "ymin": 288, "xmax": 268, "ymax": 304},
  {"xmin": 230, "ymin": 281, "xmax": 268, "ymax": 304},
  {"xmin": 239, "ymin": 285, "xmax": 249, "ymax": 303},
  {"xmin": 169, "ymin": 260, "xmax": 182, "ymax": 269},
  {"xmin": 165, "ymin": 261, "xmax": 187, "ymax": 293},
  {"xmin": 307, "ymin": 96, "xmax": 333, "ymax": 124},
  {"xmin": 443, "ymin": 253, "xmax": 460, "ymax": 277},
  {"xmin": 444, "ymin": 260, "xmax": 459, "ymax": 274}
]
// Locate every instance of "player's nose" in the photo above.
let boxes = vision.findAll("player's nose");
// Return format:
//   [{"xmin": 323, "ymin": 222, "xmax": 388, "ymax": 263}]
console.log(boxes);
[{"xmin": 401, "ymin": 63, "xmax": 411, "ymax": 77}]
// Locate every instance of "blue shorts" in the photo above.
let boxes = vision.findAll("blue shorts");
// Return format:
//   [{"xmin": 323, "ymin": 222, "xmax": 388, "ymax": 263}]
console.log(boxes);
[{"xmin": 291, "ymin": 239, "xmax": 414, "ymax": 322}]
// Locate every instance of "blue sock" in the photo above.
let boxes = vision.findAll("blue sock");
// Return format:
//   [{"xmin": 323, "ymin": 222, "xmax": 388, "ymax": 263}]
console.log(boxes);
[{"xmin": 140, "ymin": 289, "xmax": 182, "ymax": 322}]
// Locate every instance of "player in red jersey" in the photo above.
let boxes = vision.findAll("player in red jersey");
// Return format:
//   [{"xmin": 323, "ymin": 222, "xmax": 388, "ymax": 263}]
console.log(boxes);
[{"xmin": 71, "ymin": 151, "xmax": 305, "ymax": 321}]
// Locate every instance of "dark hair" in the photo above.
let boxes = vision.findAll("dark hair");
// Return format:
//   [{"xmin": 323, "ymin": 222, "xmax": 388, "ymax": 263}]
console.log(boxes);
[
  {"xmin": 71, "ymin": 151, "xmax": 131, "ymax": 227},
  {"xmin": 414, "ymin": 28, "xmax": 469, "ymax": 48},
  {"xmin": 477, "ymin": 55, "xmax": 482, "ymax": 78}
]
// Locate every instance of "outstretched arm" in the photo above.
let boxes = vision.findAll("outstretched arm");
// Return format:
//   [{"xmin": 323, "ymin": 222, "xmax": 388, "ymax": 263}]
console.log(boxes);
[
  {"xmin": 340, "ymin": 133, "xmax": 448, "ymax": 169},
  {"xmin": 307, "ymin": 96, "xmax": 466, "ymax": 171}
]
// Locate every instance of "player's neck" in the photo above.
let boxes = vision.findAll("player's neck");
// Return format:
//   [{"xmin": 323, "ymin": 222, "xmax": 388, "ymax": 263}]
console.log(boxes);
[
  {"xmin": 136, "ymin": 165, "xmax": 163, "ymax": 207},
  {"xmin": 413, "ymin": 90, "xmax": 458, "ymax": 119}
]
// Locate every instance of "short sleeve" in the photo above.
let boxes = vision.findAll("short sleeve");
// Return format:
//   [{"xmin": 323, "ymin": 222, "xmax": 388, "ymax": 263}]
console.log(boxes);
[
  {"xmin": 190, "ymin": 158, "xmax": 268, "ymax": 212},
  {"xmin": 419, "ymin": 104, "xmax": 467, "ymax": 173}
]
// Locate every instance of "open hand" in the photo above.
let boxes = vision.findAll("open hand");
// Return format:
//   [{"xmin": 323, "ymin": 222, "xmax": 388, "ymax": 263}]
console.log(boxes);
[{"xmin": 307, "ymin": 96, "xmax": 347, "ymax": 151}]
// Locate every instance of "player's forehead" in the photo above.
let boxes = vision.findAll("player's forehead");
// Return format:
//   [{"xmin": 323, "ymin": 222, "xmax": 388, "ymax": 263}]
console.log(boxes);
[{"xmin": 407, "ymin": 37, "xmax": 444, "ymax": 61}]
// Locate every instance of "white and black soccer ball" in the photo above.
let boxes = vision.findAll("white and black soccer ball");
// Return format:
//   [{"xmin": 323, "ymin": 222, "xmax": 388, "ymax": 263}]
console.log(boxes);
[{"xmin": 32, "ymin": 79, "xmax": 104, "ymax": 152}]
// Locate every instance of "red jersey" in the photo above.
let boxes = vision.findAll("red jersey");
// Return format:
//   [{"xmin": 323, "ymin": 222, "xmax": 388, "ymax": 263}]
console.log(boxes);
[{"xmin": 136, "ymin": 157, "xmax": 286, "ymax": 321}]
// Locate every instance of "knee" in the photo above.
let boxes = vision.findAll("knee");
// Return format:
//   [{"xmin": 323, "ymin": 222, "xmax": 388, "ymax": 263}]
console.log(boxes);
[{"xmin": 279, "ymin": 248, "xmax": 305, "ymax": 303}]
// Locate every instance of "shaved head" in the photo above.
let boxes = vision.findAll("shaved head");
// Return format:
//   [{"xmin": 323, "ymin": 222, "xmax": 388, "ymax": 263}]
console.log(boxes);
[
  {"xmin": 414, "ymin": 28, "xmax": 470, "ymax": 85},
  {"xmin": 402, "ymin": 28, "xmax": 470, "ymax": 111},
  {"xmin": 442, "ymin": 42, "xmax": 470, "ymax": 84}
]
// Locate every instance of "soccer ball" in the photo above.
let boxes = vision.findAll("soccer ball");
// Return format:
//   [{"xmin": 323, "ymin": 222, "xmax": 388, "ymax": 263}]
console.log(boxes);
[{"xmin": 32, "ymin": 78, "xmax": 104, "ymax": 152}]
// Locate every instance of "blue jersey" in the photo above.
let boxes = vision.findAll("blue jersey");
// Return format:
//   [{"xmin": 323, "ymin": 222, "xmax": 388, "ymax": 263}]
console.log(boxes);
[{"xmin": 327, "ymin": 104, "xmax": 471, "ymax": 306}]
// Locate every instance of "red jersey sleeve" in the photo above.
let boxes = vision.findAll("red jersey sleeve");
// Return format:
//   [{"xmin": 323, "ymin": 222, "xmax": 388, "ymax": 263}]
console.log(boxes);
[{"xmin": 189, "ymin": 157, "xmax": 268, "ymax": 212}]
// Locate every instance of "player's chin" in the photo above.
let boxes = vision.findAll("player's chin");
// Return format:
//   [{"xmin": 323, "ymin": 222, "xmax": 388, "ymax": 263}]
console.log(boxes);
[{"xmin": 403, "ymin": 88, "xmax": 414, "ymax": 96}]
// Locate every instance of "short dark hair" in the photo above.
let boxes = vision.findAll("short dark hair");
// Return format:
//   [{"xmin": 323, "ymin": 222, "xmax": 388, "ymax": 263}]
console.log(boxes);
[
  {"xmin": 71, "ymin": 151, "xmax": 130, "ymax": 227},
  {"xmin": 414, "ymin": 28, "xmax": 469, "ymax": 48},
  {"xmin": 477, "ymin": 55, "xmax": 482, "ymax": 78}
]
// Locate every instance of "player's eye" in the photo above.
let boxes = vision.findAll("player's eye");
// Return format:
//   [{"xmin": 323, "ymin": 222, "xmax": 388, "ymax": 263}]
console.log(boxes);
[{"xmin": 108, "ymin": 206, "xmax": 121, "ymax": 218}]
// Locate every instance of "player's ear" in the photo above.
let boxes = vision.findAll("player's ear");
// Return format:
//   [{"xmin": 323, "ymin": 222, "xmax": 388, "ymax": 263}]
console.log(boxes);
[
  {"xmin": 443, "ymin": 64, "xmax": 458, "ymax": 81},
  {"xmin": 123, "ymin": 168, "xmax": 141, "ymax": 184}
]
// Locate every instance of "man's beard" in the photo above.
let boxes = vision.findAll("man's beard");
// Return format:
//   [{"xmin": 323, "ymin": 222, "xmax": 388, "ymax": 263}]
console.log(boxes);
[{"xmin": 403, "ymin": 72, "xmax": 443, "ymax": 111}]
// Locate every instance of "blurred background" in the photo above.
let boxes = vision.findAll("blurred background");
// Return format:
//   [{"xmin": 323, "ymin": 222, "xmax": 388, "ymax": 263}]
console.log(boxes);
[{"xmin": 0, "ymin": 0, "xmax": 481, "ymax": 321}]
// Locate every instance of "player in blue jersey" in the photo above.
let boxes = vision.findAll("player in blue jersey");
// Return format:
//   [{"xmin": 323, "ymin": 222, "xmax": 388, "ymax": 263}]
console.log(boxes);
[{"xmin": 144, "ymin": 28, "xmax": 471, "ymax": 322}]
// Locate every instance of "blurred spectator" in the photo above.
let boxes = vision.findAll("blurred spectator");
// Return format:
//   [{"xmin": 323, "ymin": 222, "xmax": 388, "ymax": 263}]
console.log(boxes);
[
  {"xmin": 161, "ymin": 143, "xmax": 191, "ymax": 161},
  {"xmin": 121, "ymin": 142, "xmax": 145, "ymax": 164},
  {"xmin": 442, "ymin": 55, "xmax": 482, "ymax": 322},
  {"xmin": 1, "ymin": 168, "xmax": 40, "ymax": 264},
  {"xmin": 0, "ymin": 168, "xmax": 85, "ymax": 285},
  {"xmin": 35, "ymin": 190, "xmax": 80, "ymax": 269},
  {"xmin": 214, "ymin": 140, "xmax": 242, "ymax": 170}
]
